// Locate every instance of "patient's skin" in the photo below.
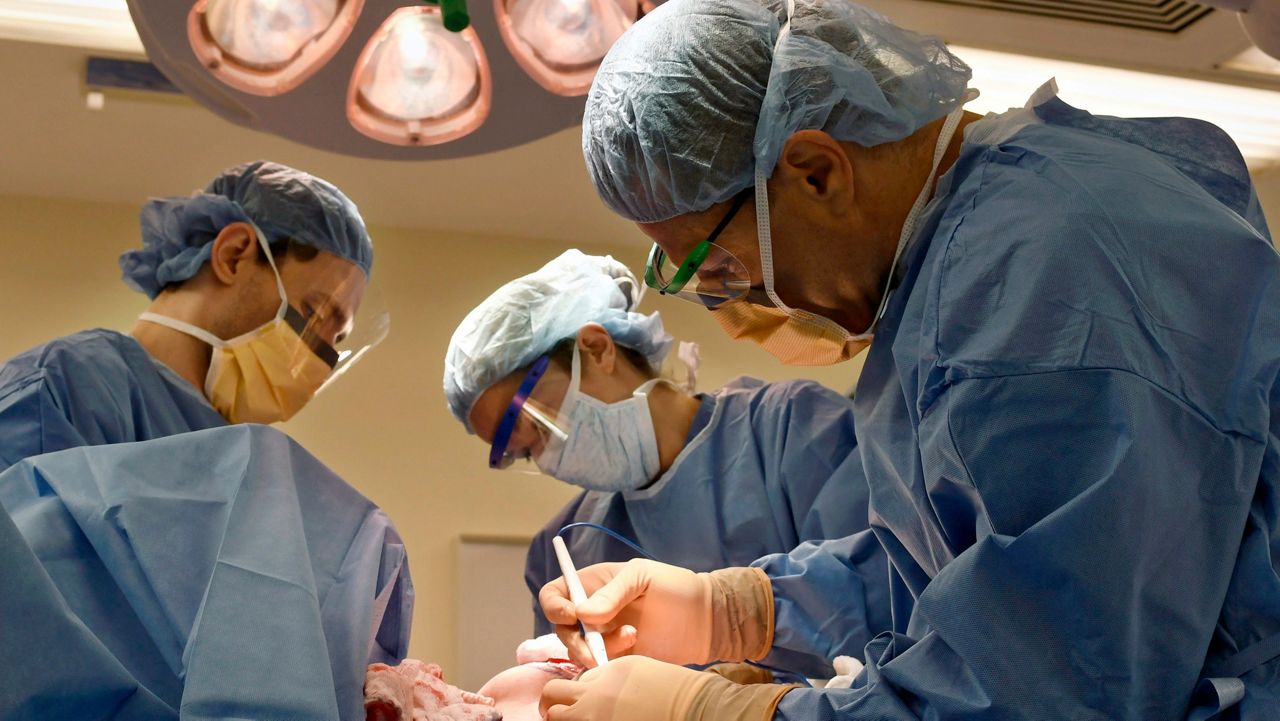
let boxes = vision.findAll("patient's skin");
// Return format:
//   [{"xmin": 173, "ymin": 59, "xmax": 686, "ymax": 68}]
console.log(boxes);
[{"xmin": 479, "ymin": 662, "xmax": 580, "ymax": 721}]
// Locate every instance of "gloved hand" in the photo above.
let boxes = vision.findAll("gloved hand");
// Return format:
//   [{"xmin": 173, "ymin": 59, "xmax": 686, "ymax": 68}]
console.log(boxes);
[
  {"xmin": 538, "ymin": 559, "xmax": 775, "ymax": 668},
  {"xmin": 539, "ymin": 656, "xmax": 796, "ymax": 721}
]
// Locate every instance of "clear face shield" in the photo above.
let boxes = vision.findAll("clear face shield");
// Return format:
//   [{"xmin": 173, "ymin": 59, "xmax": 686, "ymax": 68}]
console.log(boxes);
[
  {"xmin": 285, "ymin": 252, "xmax": 391, "ymax": 396},
  {"xmin": 487, "ymin": 354, "xmax": 577, "ymax": 472}
]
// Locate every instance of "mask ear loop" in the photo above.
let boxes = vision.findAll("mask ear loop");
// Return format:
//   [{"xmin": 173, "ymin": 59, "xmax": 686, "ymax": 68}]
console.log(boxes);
[
  {"xmin": 755, "ymin": 0, "xmax": 793, "ymax": 317},
  {"xmin": 562, "ymin": 342, "xmax": 584, "ymax": 423},
  {"xmin": 869, "ymin": 106, "xmax": 966, "ymax": 328},
  {"xmin": 247, "ymin": 220, "xmax": 290, "ymax": 323}
]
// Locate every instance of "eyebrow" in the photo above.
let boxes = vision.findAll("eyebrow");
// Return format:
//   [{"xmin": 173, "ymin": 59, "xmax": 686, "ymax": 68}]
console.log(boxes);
[{"xmin": 307, "ymin": 293, "xmax": 353, "ymax": 329}]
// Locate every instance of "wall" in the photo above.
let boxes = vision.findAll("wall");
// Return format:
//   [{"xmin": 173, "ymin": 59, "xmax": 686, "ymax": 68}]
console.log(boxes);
[{"xmin": 0, "ymin": 193, "xmax": 862, "ymax": 675}]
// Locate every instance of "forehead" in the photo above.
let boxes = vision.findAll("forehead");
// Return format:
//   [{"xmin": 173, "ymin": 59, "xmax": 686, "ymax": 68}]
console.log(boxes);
[
  {"xmin": 283, "ymin": 250, "xmax": 366, "ymax": 307},
  {"xmin": 469, "ymin": 371, "xmax": 526, "ymax": 443},
  {"xmin": 638, "ymin": 197, "xmax": 756, "ymax": 261}
]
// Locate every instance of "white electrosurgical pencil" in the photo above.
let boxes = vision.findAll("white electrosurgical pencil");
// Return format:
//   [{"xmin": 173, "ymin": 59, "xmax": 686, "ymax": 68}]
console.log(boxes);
[{"xmin": 552, "ymin": 535, "xmax": 610, "ymax": 668}]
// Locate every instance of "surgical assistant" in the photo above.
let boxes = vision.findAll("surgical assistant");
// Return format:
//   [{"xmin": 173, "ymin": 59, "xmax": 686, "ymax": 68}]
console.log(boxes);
[
  {"xmin": 0, "ymin": 161, "xmax": 403, "ymax": 719},
  {"xmin": 0, "ymin": 160, "xmax": 377, "ymax": 470},
  {"xmin": 444, "ymin": 251, "xmax": 888, "ymax": 670},
  {"xmin": 537, "ymin": 0, "xmax": 1280, "ymax": 719}
]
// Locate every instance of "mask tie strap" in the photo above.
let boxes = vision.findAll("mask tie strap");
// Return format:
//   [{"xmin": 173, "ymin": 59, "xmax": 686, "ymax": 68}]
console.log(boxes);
[
  {"xmin": 137, "ymin": 312, "xmax": 227, "ymax": 348},
  {"xmin": 247, "ymin": 220, "xmax": 290, "ymax": 322},
  {"xmin": 870, "ymin": 106, "xmax": 967, "ymax": 328}
]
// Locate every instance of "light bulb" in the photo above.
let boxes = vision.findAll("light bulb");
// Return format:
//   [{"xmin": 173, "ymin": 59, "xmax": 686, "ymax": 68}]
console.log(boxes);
[{"xmin": 205, "ymin": 0, "xmax": 338, "ymax": 69}]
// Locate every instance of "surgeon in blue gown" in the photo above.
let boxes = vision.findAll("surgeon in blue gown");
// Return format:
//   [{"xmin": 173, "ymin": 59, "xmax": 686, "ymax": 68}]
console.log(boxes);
[
  {"xmin": 532, "ymin": 1, "xmax": 1280, "ymax": 720},
  {"xmin": 0, "ymin": 161, "xmax": 405, "ymax": 719},
  {"xmin": 0, "ymin": 160, "xmax": 375, "ymax": 471},
  {"xmin": 444, "ymin": 251, "xmax": 887, "ymax": 667}
]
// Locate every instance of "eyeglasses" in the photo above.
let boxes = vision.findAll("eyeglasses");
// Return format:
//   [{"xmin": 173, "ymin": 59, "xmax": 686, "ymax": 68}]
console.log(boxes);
[
  {"xmin": 488, "ymin": 355, "xmax": 571, "ymax": 469},
  {"xmin": 643, "ymin": 191, "xmax": 754, "ymax": 309}
]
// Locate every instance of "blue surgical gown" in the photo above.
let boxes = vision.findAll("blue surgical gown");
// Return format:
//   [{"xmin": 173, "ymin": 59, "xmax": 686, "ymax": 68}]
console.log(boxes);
[
  {"xmin": 526, "ymin": 378, "xmax": 890, "ymax": 676},
  {"xmin": 0, "ymin": 424, "xmax": 413, "ymax": 720},
  {"xmin": 0, "ymin": 329, "xmax": 227, "ymax": 472},
  {"xmin": 760, "ymin": 84, "xmax": 1280, "ymax": 720}
]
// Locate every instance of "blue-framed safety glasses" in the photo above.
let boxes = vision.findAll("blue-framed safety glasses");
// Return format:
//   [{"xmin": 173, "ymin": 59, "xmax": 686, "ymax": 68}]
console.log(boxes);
[
  {"xmin": 488, "ymin": 355, "xmax": 573, "ymax": 470},
  {"xmin": 644, "ymin": 190, "xmax": 754, "ymax": 309}
]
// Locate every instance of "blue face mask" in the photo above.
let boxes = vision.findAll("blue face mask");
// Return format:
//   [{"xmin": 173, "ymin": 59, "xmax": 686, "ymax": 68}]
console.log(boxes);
[{"xmin": 535, "ymin": 345, "xmax": 663, "ymax": 492}]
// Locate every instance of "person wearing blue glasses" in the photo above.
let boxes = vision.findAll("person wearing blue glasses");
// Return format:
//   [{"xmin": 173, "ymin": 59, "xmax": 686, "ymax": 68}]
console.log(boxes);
[
  {"xmin": 533, "ymin": 0, "xmax": 1280, "ymax": 720},
  {"xmin": 443, "ymin": 249, "xmax": 891, "ymax": 676}
]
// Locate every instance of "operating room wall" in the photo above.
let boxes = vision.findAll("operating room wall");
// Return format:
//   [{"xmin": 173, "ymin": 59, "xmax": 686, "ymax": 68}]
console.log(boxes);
[{"xmin": 0, "ymin": 192, "xmax": 865, "ymax": 676}]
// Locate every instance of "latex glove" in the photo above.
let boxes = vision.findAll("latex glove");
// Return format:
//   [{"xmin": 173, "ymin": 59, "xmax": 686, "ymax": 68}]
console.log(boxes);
[
  {"xmin": 539, "ymin": 656, "xmax": 795, "ymax": 721},
  {"xmin": 823, "ymin": 656, "xmax": 865, "ymax": 690},
  {"xmin": 538, "ymin": 559, "xmax": 774, "ymax": 668},
  {"xmin": 703, "ymin": 663, "xmax": 773, "ymax": 685}
]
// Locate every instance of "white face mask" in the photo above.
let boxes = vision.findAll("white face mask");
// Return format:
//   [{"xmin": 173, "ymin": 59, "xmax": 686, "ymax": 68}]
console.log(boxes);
[{"xmin": 535, "ymin": 345, "xmax": 663, "ymax": 492}]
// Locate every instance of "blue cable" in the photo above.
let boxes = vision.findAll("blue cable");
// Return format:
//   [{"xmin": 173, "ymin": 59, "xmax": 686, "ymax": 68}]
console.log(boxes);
[
  {"xmin": 556, "ymin": 522, "xmax": 657, "ymax": 560},
  {"xmin": 554, "ymin": 522, "xmax": 812, "ymax": 687}
]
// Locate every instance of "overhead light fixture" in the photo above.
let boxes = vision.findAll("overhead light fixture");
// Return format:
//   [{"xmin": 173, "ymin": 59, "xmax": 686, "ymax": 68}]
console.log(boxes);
[
  {"xmin": 954, "ymin": 44, "xmax": 1280, "ymax": 165},
  {"xmin": 347, "ymin": 5, "xmax": 492, "ymax": 145},
  {"xmin": 121, "ymin": 0, "xmax": 656, "ymax": 158},
  {"xmin": 1222, "ymin": 45, "xmax": 1280, "ymax": 76},
  {"xmin": 495, "ymin": 0, "xmax": 643, "ymax": 95},
  {"xmin": 187, "ymin": 0, "xmax": 362, "ymax": 96},
  {"xmin": 4, "ymin": 1, "xmax": 1278, "ymax": 163},
  {"xmin": 1197, "ymin": 0, "xmax": 1280, "ymax": 63}
]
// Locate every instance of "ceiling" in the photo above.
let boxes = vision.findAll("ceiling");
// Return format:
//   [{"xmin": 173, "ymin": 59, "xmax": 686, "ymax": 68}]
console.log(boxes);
[
  {"xmin": 0, "ymin": 37, "xmax": 640, "ymax": 246},
  {"xmin": 0, "ymin": 0, "xmax": 1278, "ymax": 239}
]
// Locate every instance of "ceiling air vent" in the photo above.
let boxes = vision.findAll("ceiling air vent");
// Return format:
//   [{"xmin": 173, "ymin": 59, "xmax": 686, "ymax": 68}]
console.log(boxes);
[{"xmin": 919, "ymin": 0, "xmax": 1213, "ymax": 32}]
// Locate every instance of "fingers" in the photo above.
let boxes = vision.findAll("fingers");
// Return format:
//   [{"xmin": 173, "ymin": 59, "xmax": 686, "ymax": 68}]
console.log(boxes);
[
  {"xmin": 600, "ymin": 625, "xmax": 638, "ymax": 658},
  {"xmin": 540, "ymin": 577, "xmax": 578, "ymax": 626},
  {"xmin": 554, "ymin": 624, "xmax": 597, "ymax": 668},
  {"xmin": 539, "ymin": 679, "xmax": 582, "ymax": 719},
  {"xmin": 575, "ymin": 562, "xmax": 648, "ymax": 625}
]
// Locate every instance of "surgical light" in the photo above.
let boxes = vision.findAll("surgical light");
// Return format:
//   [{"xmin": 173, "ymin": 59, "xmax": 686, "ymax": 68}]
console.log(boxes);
[
  {"xmin": 347, "ymin": 6, "xmax": 491, "ymax": 146},
  {"xmin": 187, "ymin": 0, "xmax": 361, "ymax": 96},
  {"xmin": 497, "ymin": 0, "xmax": 640, "ymax": 95},
  {"xmin": 6, "ymin": 1, "xmax": 1278, "ymax": 162},
  {"xmin": 125, "ymin": 0, "xmax": 596, "ymax": 158}
]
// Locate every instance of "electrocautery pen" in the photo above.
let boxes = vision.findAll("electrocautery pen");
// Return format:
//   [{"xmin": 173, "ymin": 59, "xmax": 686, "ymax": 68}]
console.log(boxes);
[{"xmin": 552, "ymin": 535, "xmax": 610, "ymax": 668}]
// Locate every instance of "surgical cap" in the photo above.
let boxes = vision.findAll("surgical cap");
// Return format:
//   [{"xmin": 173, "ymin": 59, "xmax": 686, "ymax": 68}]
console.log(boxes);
[
  {"xmin": 120, "ymin": 160, "xmax": 374, "ymax": 298},
  {"xmin": 583, "ymin": 0, "xmax": 973, "ymax": 222},
  {"xmin": 444, "ymin": 250, "xmax": 672, "ymax": 431}
]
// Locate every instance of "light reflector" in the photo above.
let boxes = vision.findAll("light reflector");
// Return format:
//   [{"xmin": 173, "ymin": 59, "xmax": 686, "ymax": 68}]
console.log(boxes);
[
  {"xmin": 347, "ymin": 6, "xmax": 492, "ymax": 145},
  {"xmin": 187, "ymin": 0, "xmax": 362, "ymax": 96},
  {"xmin": 496, "ymin": 0, "xmax": 637, "ymax": 96}
]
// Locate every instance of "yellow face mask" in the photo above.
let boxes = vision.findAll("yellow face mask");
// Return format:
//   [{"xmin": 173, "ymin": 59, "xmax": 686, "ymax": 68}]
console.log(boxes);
[
  {"xmin": 710, "ymin": 298, "xmax": 868, "ymax": 366},
  {"xmin": 138, "ymin": 224, "xmax": 336, "ymax": 424}
]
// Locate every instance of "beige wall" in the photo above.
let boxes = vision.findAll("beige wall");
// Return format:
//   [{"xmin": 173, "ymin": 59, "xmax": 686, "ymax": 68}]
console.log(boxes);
[{"xmin": 0, "ymin": 192, "xmax": 862, "ymax": 673}]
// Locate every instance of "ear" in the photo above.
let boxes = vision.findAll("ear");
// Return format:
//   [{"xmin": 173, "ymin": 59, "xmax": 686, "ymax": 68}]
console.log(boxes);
[
  {"xmin": 576, "ymin": 323, "xmax": 617, "ymax": 375},
  {"xmin": 773, "ymin": 130, "xmax": 855, "ymax": 208},
  {"xmin": 208, "ymin": 222, "xmax": 262, "ymax": 285}
]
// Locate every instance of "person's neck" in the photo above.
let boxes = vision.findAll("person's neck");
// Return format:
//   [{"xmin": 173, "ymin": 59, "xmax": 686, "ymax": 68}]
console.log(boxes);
[
  {"xmin": 645, "ymin": 382, "xmax": 702, "ymax": 479},
  {"xmin": 129, "ymin": 294, "xmax": 213, "ymax": 391},
  {"xmin": 933, "ymin": 110, "xmax": 984, "ymax": 192},
  {"xmin": 836, "ymin": 110, "xmax": 985, "ymax": 331}
]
